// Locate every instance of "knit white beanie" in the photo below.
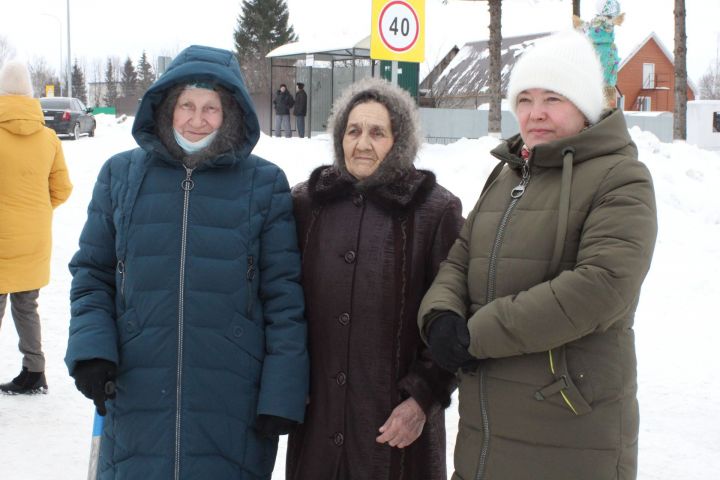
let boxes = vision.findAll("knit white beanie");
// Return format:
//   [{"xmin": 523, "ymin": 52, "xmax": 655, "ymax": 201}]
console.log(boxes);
[
  {"xmin": 506, "ymin": 30, "xmax": 605, "ymax": 124},
  {"xmin": 0, "ymin": 60, "xmax": 34, "ymax": 97}
]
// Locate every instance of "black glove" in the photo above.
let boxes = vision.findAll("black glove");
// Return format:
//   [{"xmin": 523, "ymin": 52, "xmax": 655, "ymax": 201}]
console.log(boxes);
[
  {"xmin": 427, "ymin": 312, "xmax": 479, "ymax": 373},
  {"xmin": 71, "ymin": 359, "xmax": 117, "ymax": 416},
  {"xmin": 253, "ymin": 414, "xmax": 297, "ymax": 438}
]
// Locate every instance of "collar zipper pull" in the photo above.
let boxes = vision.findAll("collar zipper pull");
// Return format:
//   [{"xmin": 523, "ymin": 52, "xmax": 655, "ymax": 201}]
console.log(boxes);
[{"xmin": 511, "ymin": 160, "xmax": 530, "ymax": 199}]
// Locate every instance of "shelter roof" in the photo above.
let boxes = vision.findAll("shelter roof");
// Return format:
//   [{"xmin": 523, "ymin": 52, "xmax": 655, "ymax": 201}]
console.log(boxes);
[{"xmin": 266, "ymin": 35, "xmax": 370, "ymax": 61}]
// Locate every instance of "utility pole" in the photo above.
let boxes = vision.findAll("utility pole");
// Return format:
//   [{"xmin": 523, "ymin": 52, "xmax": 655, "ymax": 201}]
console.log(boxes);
[{"xmin": 67, "ymin": 0, "xmax": 72, "ymax": 98}]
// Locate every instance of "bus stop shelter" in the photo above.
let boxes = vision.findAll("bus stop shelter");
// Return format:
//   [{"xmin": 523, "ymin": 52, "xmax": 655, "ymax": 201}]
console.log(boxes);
[{"xmin": 266, "ymin": 35, "xmax": 373, "ymax": 138}]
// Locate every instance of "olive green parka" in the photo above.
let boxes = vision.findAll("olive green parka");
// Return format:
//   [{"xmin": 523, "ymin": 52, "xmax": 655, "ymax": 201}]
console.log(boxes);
[{"xmin": 418, "ymin": 109, "xmax": 657, "ymax": 480}]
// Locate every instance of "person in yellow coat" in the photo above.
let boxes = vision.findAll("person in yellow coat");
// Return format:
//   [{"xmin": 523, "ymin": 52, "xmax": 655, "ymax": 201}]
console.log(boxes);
[{"xmin": 0, "ymin": 60, "xmax": 73, "ymax": 394}]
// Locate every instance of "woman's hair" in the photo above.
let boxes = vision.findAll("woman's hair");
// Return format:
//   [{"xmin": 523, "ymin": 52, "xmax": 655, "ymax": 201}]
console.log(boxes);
[
  {"xmin": 155, "ymin": 83, "xmax": 245, "ymax": 168},
  {"xmin": 328, "ymin": 77, "xmax": 422, "ymax": 186}
]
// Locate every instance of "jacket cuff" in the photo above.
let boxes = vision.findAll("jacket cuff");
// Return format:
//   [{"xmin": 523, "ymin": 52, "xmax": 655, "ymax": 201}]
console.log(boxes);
[{"xmin": 397, "ymin": 361, "xmax": 456, "ymax": 416}]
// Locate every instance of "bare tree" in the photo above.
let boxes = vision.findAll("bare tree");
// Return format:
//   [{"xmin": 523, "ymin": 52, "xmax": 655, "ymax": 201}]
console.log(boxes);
[
  {"xmin": 27, "ymin": 56, "xmax": 59, "ymax": 98},
  {"xmin": 573, "ymin": 0, "xmax": 581, "ymax": 17},
  {"xmin": 486, "ymin": 0, "xmax": 502, "ymax": 135},
  {"xmin": 0, "ymin": 35, "xmax": 16, "ymax": 69},
  {"xmin": 673, "ymin": 0, "xmax": 687, "ymax": 140},
  {"xmin": 699, "ymin": 62, "xmax": 720, "ymax": 99}
]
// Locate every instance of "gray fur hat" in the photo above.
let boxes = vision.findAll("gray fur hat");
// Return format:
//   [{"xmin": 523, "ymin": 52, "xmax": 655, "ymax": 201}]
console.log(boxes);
[{"xmin": 328, "ymin": 77, "xmax": 422, "ymax": 187}]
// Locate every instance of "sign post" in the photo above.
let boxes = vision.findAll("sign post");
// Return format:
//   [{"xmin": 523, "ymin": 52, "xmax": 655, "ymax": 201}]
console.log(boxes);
[{"xmin": 371, "ymin": 0, "xmax": 425, "ymax": 68}]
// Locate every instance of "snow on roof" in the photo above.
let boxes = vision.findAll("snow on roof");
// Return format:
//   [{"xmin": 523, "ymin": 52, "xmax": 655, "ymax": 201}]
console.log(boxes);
[{"xmin": 266, "ymin": 34, "xmax": 370, "ymax": 60}]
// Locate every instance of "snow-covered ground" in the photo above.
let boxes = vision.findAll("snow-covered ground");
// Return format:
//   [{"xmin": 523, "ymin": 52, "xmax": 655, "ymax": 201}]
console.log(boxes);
[{"xmin": 1, "ymin": 114, "xmax": 719, "ymax": 479}]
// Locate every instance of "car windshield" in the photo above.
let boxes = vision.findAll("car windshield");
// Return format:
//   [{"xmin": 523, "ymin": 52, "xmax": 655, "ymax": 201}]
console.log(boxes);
[{"xmin": 40, "ymin": 98, "xmax": 72, "ymax": 109}]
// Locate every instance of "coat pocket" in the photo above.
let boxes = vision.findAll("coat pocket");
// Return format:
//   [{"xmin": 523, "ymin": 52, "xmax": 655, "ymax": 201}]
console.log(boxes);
[
  {"xmin": 224, "ymin": 313, "xmax": 265, "ymax": 364},
  {"xmin": 535, "ymin": 347, "xmax": 592, "ymax": 416},
  {"xmin": 116, "ymin": 308, "xmax": 142, "ymax": 345}
]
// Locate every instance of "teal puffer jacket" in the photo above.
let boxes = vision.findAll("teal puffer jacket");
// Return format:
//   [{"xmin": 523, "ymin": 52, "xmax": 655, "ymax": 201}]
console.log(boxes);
[{"xmin": 66, "ymin": 45, "xmax": 308, "ymax": 479}]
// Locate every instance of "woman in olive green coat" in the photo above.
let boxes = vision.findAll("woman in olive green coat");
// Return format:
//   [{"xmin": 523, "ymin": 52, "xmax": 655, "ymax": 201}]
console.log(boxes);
[{"xmin": 418, "ymin": 30, "xmax": 657, "ymax": 480}]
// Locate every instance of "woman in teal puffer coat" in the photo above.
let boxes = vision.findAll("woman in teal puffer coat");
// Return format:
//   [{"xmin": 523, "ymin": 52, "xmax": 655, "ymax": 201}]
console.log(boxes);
[{"xmin": 65, "ymin": 45, "xmax": 309, "ymax": 479}]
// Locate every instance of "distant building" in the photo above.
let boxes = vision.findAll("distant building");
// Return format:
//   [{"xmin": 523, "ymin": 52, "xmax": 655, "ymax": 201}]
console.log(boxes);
[
  {"xmin": 617, "ymin": 32, "xmax": 696, "ymax": 112},
  {"xmin": 419, "ymin": 32, "xmax": 548, "ymax": 109}
]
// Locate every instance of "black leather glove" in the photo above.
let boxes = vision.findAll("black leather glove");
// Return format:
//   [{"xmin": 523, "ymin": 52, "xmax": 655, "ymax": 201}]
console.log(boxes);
[
  {"xmin": 71, "ymin": 359, "xmax": 117, "ymax": 416},
  {"xmin": 427, "ymin": 312, "xmax": 479, "ymax": 373},
  {"xmin": 253, "ymin": 414, "xmax": 297, "ymax": 438}
]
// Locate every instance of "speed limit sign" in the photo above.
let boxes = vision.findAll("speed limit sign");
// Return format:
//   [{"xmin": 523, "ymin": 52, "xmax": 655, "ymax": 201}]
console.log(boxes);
[{"xmin": 371, "ymin": 0, "xmax": 425, "ymax": 62}]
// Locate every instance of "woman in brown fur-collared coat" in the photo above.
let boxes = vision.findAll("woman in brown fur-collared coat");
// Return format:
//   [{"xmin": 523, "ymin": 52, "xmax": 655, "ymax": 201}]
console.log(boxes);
[{"xmin": 287, "ymin": 78, "xmax": 463, "ymax": 480}]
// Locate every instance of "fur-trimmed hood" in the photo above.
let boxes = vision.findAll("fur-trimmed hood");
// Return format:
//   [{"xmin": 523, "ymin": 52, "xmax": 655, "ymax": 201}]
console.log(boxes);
[
  {"xmin": 304, "ymin": 165, "xmax": 437, "ymax": 212},
  {"xmin": 327, "ymin": 77, "xmax": 422, "ymax": 188}
]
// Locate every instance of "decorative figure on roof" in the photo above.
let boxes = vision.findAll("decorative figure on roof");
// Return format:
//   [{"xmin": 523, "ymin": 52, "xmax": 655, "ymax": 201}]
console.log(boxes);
[{"xmin": 573, "ymin": 0, "xmax": 625, "ymax": 107}]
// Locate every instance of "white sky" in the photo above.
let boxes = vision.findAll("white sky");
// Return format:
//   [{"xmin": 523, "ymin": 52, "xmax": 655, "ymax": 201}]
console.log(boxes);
[{"xmin": 1, "ymin": 0, "xmax": 718, "ymax": 83}]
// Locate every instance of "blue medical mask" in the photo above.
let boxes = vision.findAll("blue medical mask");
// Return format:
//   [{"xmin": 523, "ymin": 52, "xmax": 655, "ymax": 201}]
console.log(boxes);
[{"xmin": 173, "ymin": 128, "xmax": 218, "ymax": 154}]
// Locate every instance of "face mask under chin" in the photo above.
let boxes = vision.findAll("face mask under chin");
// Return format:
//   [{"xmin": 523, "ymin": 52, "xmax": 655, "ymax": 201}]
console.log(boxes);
[{"xmin": 173, "ymin": 128, "xmax": 218, "ymax": 154}]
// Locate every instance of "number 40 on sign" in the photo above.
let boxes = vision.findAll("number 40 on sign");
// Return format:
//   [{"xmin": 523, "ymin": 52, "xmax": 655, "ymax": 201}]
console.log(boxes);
[{"xmin": 370, "ymin": 0, "xmax": 425, "ymax": 63}]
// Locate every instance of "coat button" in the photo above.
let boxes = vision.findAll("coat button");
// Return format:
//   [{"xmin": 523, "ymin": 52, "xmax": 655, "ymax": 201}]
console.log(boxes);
[
  {"xmin": 338, "ymin": 312, "xmax": 350, "ymax": 325},
  {"xmin": 344, "ymin": 251, "xmax": 356, "ymax": 263},
  {"xmin": 333, "ymin": 432, "xmax": 344, "ymax": 446},
  {"xmin": 125, "ymin": 320, "xmax": 136, "ymax": 333},
  {"xmin": 336, "ymin": 372, "xmax": 347, "ymax": 386},
  {"xmin": 233, "ymin": 326, "xmax": 244, "ymax": 337},
  {"xmin": 352, "ymin": 193, "xmax": 364, "ymax": 207}
]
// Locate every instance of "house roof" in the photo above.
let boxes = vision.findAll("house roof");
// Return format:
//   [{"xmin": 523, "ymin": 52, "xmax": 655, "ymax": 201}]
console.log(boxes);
[
  {"xmin": 430, "ymin": 32, "xmax": 549, "ymax": 98},
  {"xmin": 618, "ymin": 31, "xmax": 697, "ymax": 95}
]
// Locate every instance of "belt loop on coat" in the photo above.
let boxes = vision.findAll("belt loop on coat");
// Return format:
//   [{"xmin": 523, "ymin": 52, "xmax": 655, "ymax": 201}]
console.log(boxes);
[{"xmin": 546, "ymin": 147, "xmax": 575, "ymax": 280}]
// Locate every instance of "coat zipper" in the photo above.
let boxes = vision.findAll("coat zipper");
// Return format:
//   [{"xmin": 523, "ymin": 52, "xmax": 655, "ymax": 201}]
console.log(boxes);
[
  {"xmin": 175, "ymin": 167, "xmax": 194, "ymax": 480},
  {"xmin": 246, "ymin": 255, "xmax": 256, "ymax": 317},
  {"xmin": 476, "ymin": 159, "xmax": 531, "ymax": 480},
  {"xmin": 486, "ymin": 160, "xmax": 531, "ymax": 302},
  {"xmin": 474, "ymin": 369, "xmax": 490, "ymax": 480},
  {"xmin": 117, "ymin": 260, "xmax": 126, "ymax": 302}
]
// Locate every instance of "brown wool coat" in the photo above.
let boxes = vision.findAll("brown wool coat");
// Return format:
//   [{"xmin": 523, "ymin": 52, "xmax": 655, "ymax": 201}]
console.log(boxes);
[
  {"xmin": 419, "ymin": 109, "xmax": 657, "ymax": 480},
  {"xmin": 287, "ymin": 166, "xmax": 463, "ymax": 480}
]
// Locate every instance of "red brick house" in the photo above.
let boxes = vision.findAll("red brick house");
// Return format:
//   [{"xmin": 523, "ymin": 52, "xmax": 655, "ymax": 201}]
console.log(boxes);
[{"xmin": 617, "ymin": 32, "xmax": 696, "ymax": 112}]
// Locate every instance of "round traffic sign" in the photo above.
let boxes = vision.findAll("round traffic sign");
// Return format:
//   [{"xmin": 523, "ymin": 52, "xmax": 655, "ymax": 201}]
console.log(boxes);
[{"xmin": 378, "ymin": 1, "xmax": 419, "ymax": 52}]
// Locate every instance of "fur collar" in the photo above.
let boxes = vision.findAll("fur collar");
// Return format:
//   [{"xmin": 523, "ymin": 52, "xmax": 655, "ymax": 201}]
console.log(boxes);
[{"xmin": 307, "ymin": 165, "xmax": 437, "ymax": 212}]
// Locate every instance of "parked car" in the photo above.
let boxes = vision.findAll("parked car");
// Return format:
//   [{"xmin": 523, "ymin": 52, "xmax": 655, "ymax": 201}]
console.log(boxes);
[{"xmin": 39, "ymin": 97, "xmax": 96, "ymax": 140}]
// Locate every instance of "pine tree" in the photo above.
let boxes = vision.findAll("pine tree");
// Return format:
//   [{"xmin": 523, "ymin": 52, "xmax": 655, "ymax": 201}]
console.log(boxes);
[
  {"xmin": 137, "ymin": 51, "xmax": 156, "ymax": 97},
  {"xmin": 103, "ymin": 58, "xmax": 118, "ymax": 107},
  {"xmin": 120, "ymin": 57, "xmax": 138, "ymax": 99},
  {"xmin": 234, "ymin": 0, "xmax": 297, "ymax": 93},
  {"xmin": 71, "ymin": 59, "xmax": 88, "ymax": 104}
]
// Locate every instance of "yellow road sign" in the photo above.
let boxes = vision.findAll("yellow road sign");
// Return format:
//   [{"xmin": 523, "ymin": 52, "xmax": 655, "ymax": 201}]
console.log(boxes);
[{"xmin": 371, "ymin": 0, "xmax": 425, "ymax": 62}]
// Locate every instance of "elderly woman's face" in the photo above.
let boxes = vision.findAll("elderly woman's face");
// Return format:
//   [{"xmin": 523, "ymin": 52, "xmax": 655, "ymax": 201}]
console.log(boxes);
[
  {"xmin": 516, "ymin": 89, "xmax": 587, "ymax": 149},
  {"xmin": 342, "ymin": 101, "xmax": 394, "ymax": 180},
  {"xmin": 173, "ymin": 87, "xmax": 223, "ymax": 142}
]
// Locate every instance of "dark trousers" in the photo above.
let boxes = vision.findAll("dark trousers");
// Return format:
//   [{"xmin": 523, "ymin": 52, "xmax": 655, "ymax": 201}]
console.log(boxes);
[
  {"xmin": 0, "ymin": 290, "xmax": 44, "ymax": 371},
  {"xmin": 296, "ymin": 115, "xmax": 306, "ymax": 138}
]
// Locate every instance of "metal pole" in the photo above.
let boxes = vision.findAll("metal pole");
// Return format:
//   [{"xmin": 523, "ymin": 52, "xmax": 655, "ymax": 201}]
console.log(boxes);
[
  {"xmin": 269, "ymin": 58, "xmax": 273, "ymax": 136},
  {"xmin": 308, "ymin": 67, "xmax": 313, "ymax": 139},
  {"xmin": 391, "ymin": 61, "xmax": 398, "ymax": 85},
  {"xmin": 67, "ymin": 0, "xmax": 72, "ymax": 98},
  {"xmin": 40, "ymin": 13, "xmax": 62, "ymax": 96}
]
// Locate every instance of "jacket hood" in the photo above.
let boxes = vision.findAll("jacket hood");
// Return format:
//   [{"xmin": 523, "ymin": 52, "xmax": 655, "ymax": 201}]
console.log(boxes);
[
  {"xmin": 131, "ymin": 45, "xmax": 260, "ymax": 166},
  {"xmin": 0, "ymin": 96, "xmax": 45, "ymax": 136},
  {"xmin": 492, "ymin": 109, "xmax": 636, "ymax": 168}
]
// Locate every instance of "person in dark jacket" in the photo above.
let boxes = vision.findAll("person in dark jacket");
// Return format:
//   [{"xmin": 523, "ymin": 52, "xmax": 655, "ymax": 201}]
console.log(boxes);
[
  {"xmin": 293, "ymin": 82, "xmax": 307, "ymax": 138},
  {"xmin": 273, "ymin": 83, "xmax": 294, "ymax": 137},
  {"xmin": 287, "ymin": 77, "xmax": 462, "ymax": 480},
  {"xmin": 418, "ymin": 30, "xmax": 657, "ymax": 480},
  {"xmin": 65, "ymin": 45, "xmax": 309, "ymax": 479}
]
